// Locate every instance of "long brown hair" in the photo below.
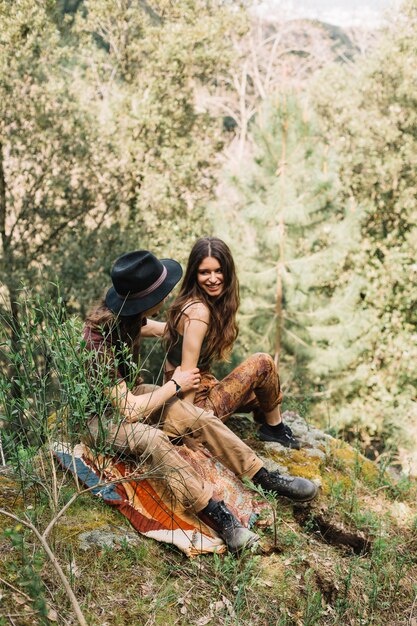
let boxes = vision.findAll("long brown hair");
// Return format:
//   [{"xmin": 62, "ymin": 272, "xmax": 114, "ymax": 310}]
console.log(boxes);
[
  {"xmin": 85, "ymin": 296, "xmax": 143, "ymax": 366},
  {"xmin": 166, "ymin": 237, "xmax": 239, "ymax": 362}
]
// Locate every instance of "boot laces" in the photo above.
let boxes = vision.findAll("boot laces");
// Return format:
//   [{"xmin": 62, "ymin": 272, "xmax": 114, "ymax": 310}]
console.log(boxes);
[
  {"xmin": 209, "ymin": 501, "xmax": 240, "ymax": 530},
  {"xmin": 281, "ymin": 428, "xmax": 299, "ymax": 445},
  {"xmin": 268, "ymin": 471, "xmax": 294, "ymax": 487},
  {"xmin": 281, "ymin": 424, "xmax": 298, "ymax": 440}
]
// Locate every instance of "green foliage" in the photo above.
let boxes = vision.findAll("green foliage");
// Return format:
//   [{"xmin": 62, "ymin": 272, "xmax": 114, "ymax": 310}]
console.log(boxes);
[
  {"xmin": 3, "ymin": 526, "xmax": 49, "ymax": 623},
  {"xmin": 310, "ymin": 1, "xmax": 417, "ymax": 455},
  {"xmin": 0, "ymin": 291, "xmax": 111, "ymax": 503},
  {"xmin": 207, "ymin": 2, "xmax": 416, "ymax": 465},
  {"xmin": 0, "ymin": 0, "xmax": 237, "ymax": 319},
  {"xmin": 64, "ymin": 0, "xmax": 237, "ymax": 298},
  {"xmin": 212, "ymin": 93, "xmax": 353, "ymax": 396},
  {"xmin": 302, "ymin": 568, "xmax": 324, "ymax": 625},
  {"xmin": 0, "ymin": 0, "xmax": 113, "ymax": 313}
]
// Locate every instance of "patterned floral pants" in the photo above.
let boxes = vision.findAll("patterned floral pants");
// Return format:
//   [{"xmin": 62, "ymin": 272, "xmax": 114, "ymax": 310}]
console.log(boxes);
[{"xmin": 193, "ymin": 353, "xmax": 282, "ymax": 422}]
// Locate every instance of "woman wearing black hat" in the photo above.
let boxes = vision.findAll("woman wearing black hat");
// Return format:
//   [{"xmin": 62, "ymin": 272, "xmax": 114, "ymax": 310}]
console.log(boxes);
[{"xmin": 82, "ymin": 250, "xmax": 317, "ymax": 552}]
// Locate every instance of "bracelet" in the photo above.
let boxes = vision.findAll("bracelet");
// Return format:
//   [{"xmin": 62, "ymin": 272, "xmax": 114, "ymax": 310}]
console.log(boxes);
[{"xmin": 170, "ymin": 378, "xmax": 182, "ymax": 397}]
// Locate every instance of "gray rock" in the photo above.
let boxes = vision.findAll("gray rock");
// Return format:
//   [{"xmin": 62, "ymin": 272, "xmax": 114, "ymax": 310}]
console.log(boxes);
[
  {"xmin": 258, "ymin": 455, "xmax": 289, "ymax": 475},
  {"xmin": 263, "ymin": 441, "xmax": 289, "ymax": 454},
  {"xmin": 78, "ymin": 526, "xmax": 142, "ymax": 551},
  {"xmin": 305, "ymin": 448, "xmax": 326, "ymax": 461},
  {"xmin": 291, "ymin": 425, "xmax": 309, "ymax": 438}
]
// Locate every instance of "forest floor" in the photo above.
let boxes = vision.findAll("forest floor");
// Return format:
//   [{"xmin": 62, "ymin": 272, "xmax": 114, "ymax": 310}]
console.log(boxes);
[{"xmin": 1, "ymin": 412, "xmax": 417, "ymax": 626}]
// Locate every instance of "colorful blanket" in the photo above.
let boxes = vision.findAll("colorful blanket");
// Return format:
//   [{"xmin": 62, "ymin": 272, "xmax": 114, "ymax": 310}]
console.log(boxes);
[{"xmin": 53, "ymin": 441, "xmax": 271, "ymax": 557}]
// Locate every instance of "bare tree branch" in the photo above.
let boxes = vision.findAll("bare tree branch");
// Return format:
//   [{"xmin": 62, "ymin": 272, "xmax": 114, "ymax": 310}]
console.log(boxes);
[{"xmin": 0, "ymin": 508, "xmax": 88, "ymax": 626}]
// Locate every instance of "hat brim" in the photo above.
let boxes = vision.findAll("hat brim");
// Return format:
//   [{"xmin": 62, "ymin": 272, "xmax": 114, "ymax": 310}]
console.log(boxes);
[{"xmin": 105, "ymin": 258, "xmax": 183, "ymax": 317}]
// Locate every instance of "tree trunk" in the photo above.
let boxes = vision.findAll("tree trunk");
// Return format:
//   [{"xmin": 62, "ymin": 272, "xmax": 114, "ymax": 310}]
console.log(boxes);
[
  {"xmin": 0, "ymin": 142, "xmax": 7, "ymax": 250},
  {"xmin": 0, "ymin": 142, "xmax": 22, "ymax": 417},
  {"xmin": 274, "ymin": 97, "xmax": 287, "ymax": 367}
]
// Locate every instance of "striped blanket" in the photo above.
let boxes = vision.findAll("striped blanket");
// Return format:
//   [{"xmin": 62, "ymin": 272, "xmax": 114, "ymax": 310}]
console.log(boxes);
[{"xmin": 53, "ymin": 442, "xmax": 270, "ymax": 557}]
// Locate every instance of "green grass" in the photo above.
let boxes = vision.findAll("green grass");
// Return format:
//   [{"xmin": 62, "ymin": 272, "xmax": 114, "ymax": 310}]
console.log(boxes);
[{"xmin": 2, "ymin": 295, "xmax": 417, "ymax": 625}]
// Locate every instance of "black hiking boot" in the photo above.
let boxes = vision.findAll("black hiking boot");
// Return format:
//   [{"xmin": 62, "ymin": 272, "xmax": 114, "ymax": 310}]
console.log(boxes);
[
  {"xmin": 258, "ymin": 422, "xmax": 302, "ymax": 449},
  {"xmin": 253, "ymin": 468, "xmax": 318, "ymax": 502},
  {"xmin": 198, "ymin": 499, "xmax": 260, "ymax": 552}
]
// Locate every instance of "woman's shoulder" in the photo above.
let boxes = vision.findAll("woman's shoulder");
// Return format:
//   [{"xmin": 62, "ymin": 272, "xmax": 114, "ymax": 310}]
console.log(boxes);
[{"xmin": 181, "ymin": 299, "xmax": 210, "ymax": 323}]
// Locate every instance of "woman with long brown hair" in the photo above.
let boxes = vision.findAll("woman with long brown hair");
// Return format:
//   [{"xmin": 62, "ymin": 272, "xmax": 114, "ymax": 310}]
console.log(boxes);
[{"xmin": 165, "ymin": 237, "xmax": 301, "ymax": 448}]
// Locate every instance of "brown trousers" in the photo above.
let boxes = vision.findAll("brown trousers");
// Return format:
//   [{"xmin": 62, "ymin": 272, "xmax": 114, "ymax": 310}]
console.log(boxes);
[
  {"xmin": 86, "ymin": 385, "xmax": 263, "ymax": 514},
  {"xmin": 194, "ymin": 352, "xmax": 282, "ymax": 422}
]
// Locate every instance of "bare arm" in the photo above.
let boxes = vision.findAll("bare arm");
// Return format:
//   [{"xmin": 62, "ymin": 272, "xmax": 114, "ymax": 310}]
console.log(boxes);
[
  {"xmin": 108, "ymin": 366, "xmax": 200, "ymax": 423},
  {"xmin": 180, "ymin": 303, "xmax": 210, "ymax": 403},
  {"xmin": 140, "ymin": 319, "xmax": 166, "ymax": 337}
]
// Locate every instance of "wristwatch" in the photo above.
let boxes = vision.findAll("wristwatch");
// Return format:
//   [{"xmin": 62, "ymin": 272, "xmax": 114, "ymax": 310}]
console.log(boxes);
[{"xmin": 170, "ymin": 378, "xmax": 182, "ymax": 398}]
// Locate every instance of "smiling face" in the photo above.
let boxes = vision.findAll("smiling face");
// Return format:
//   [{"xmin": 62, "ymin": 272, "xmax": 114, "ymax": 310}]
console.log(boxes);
[{"xmin": 197, "ymin": 256, "xmax": 224, "ymax": 298}]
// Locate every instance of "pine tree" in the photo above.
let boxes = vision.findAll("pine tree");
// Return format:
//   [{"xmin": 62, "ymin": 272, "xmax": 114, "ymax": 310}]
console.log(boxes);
[
  {"xmin": 212, "ymin": 93, "xmax": 356, "ymax": 399},
  {"xmin": 311, "ymin": 0, "xmax": 417, "ymax": 460}
]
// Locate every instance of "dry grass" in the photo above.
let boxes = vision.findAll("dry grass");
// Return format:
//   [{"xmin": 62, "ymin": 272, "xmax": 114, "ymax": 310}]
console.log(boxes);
[{"xmin": 2, "ymin": 429, "xmax": 417, "ymax": 626}]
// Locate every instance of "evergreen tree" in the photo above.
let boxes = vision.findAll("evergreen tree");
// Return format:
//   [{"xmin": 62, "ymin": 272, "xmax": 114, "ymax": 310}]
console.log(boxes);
[
  {"xmin": 311, "ymin": 0, "xmax": 417, "ymax": 461},
  {"xmin": 212, "ymin": 93, "xmax": 355, "ymax": 398}
]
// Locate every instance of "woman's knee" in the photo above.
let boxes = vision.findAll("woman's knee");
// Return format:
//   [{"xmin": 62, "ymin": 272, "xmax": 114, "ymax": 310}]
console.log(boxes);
[
  {"xmin": 250, "ymin": 352, "xmax": 275, "ymax": 374},
  {"xmin": 190, "ymin": 410, "xmax": 221, "ymax": 433},
  {"xmin": 127, "ymin": 423, "xmax": 169, "ymax": 453}
]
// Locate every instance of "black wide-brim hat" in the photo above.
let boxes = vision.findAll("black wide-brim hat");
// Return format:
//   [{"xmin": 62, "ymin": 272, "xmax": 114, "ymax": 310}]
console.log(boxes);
[{"xmin": 105, "ymin": 250, "xmax": 183, "ymax": 316}]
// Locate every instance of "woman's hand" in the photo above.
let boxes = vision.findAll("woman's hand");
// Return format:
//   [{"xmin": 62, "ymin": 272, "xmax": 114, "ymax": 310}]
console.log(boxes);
[{"xmin": 172, "ymin": 366, "xmax": 201, "ymax": 393}]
